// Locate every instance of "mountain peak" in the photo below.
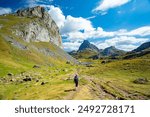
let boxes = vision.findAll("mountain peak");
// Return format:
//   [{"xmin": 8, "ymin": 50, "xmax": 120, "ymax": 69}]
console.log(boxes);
[
  {"xmin": 102, "ymin": 46, "xmax": 125, "ymax": 56},
  {"xmin": 83, "ymin": 40, "xmax": 90, "ymax": 44},
  {"xmin": 107, "ymin": 46, "xmax": 116, "ymax": 49},
  {"xmin": 14, "ymin": 6, "xmax": 62, "ymax": 48},
  {"xmin": 78, "ymin": 40, "xmax": 99, "ymax": 53},
  {"xmin": 16, "ymin": 6, "xmax": 46, "ymax": 18}
]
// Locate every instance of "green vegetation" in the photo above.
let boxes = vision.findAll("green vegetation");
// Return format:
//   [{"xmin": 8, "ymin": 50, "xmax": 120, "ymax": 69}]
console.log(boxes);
[
  {"xmin": 77, "ymin": 58, "xmax": 150, "ymax": 99},
  {"xmin": 0, "ymin": 14, "xmax": 150, "ymax": 100}
]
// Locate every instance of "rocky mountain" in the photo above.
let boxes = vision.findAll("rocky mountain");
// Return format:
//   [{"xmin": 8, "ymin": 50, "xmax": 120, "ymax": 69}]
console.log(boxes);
[
  {"xmin": 124, "ymin": 41, "xmax": 150, "ymax": 59},
  {"xmin": 69, "ymin": 40, "xmax": 126, "ymax": 59},
  {"xmin": 101, "ymin": 46, "xmax": 126, "ymax": 56},
  {"xmin": 69, "ymin": 40, "xmax": 99, "ymax": 59},
  {"xmin": 15, "ymin": 6, "xmax": 62, "ymax": 48},
  {"xmin": 0, "ymin": 6, "xmax": 76, "ymax": 76},
  {"xmin": 78, "ymin": 40, "xmax": 99, "ymax": 53},
  {"xmin": 132, "ymin": 42, "xmax": 150, "ymax": 52}
]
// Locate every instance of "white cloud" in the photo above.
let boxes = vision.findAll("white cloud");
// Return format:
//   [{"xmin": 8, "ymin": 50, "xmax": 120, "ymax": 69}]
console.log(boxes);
[
  {"xmin": 61, "ymin": 15, "xmax": 94, "ymax": 34},
  {"xmin": 96, "ymin": 36, "xmax": 149, "ymax": 51},
  {"xmin": 47, "ymin": 6, "xmax": 95, "ymax": 39},
  {"xmin": 0, "ymin": 7, "xmax": 12, "ymax": 15},
  {"xmin": 86, "ymin": 16, "xmax": 96, "ymax": 20},
  {"xmin": 48, "ymin": 5, "xmax": 65, "ymax": 29},
  {"xmin": 93, "ymin": 0, "xmax": 131, "ymax": 13},
  {"xmin": 44, "ymin": 5, "xmax": 150, "ymax": 51},
  {"xmin": 63, "ymin": 41, "xmax": 81, "ymax": 51},
  {"xmin": 126, "ymin": 26, "xmax": 150, "ymax": 36}
]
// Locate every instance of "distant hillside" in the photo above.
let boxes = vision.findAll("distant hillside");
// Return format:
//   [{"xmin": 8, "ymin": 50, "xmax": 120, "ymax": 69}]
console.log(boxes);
[
  {"xmin": 0, "ymin": 6, "xmax": 76, "ymax": 76},
  {"xmin": 69, "ymin": 40, "xmax": 100, "ymax": 59},
  {"xmin": 124, "ymin": 41, "xmax": 150, "ymax": 59},
  {"xmin": 69, "ymin": 40, "xmax": 126, "ymax": 59},
  {"xmin": 132, "ymin": 42, "xmax": 150, "ymax": 52},
  {"xmin": 78, "ymin": 40, "xmax": 100, "ymax": 53},
  {"xmin": 101, "ymin": 46, "xmax": 126, "ymax": 56}
]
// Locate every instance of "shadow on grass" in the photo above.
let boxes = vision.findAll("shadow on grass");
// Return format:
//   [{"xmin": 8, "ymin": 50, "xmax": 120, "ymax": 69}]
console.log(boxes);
[{"xmin": 64, "ymin": 89, "xmax": 75, "ymax": 92}]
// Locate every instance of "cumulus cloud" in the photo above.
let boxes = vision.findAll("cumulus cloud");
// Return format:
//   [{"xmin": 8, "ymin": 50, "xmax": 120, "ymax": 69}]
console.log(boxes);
[
  {"xmin": 96, "ymin": 36, "xmax": 149, "ymax": 51},
  {"xmin": 63, "ymin": 41, "xmax": 82, "ymax": 51},
  {"xmin": 48, "ymin": 6, "xmax": 150, "ymax": 51},
  {"xmin": 126, "ymin": 26, "xmax": 150, "ymax": 36},
  {"xmin": 93, "ymin": 0, "xmax": 131, "ymax": 13},
  {"xmin": 48, "ymin": 5, "xmax": 65, "ymax": 29},
  {"xmin": 0, "ymin": 7, "xmax": 12, "ymax": 15},
  {"xmin": 47, "ymin": 5, "xmax": 94, "ymax": 34},
  {"xmin": 46, "ymin": 5, "xmax": 150, "ymax": 51},
  {"xmin": 61, "ymin": 15, "xmax": 94, "ymax": 34}
]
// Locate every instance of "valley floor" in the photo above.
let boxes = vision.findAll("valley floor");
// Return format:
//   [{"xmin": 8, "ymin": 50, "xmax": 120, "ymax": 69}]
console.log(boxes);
[{"xmin": 0, "ymin": 58, "xmax": 150, "ymax": 100}]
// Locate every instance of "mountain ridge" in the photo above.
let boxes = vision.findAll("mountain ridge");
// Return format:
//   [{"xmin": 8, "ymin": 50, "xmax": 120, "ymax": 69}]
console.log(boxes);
[
  {"xmin": 14, "ymin": 6, "xmax": 62, "ymax": 48},
  {"xmin": 69, "ymin": 40, "xmax": 126, "ymax": 59},
  {"xmin": 132, "ymin": 41, "xmax": 150, "ymax": 52},
  {"xmin": 78, "ymin": 40, "xmax": 100, "ymax": 53},
  {"xmin": 0, "ymin": 6, "xmax": 76, "ymax": 76}
]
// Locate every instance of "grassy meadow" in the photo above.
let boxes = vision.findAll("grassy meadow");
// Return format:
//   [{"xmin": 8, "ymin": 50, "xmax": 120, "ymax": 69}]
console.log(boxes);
[{"xmin": 0, "ymin": 15, "xmax": 150, "ymax": 100}]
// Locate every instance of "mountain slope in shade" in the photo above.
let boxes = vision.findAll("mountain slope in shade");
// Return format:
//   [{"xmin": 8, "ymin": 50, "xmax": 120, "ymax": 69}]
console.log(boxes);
[
  {"xmin": 68, "ymin": 40, "xmax": 100, "ymax": 59},
  {"xmin": 124, "ymin": 42, "xmax": 150, "ymax": 59},
  {"xmin": 78, "ymin": 40, "xmax": 99, "ymax": 53},
  {"xmin": 132, "ymin": 42, "xmax": 150, "ymax": 52},
  {"xmin": 101, "ymin": 46, "xmax": 126, "ymax": 56},
  {"xmin": 69, "ymin": 41, "xmax": 126, "ymax": 59}
]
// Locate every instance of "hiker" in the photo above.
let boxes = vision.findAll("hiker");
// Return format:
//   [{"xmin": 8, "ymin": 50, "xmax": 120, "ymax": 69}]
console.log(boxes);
[{"xmin": 74, "ymin": 74, "xmax": 79, "ymax": 90}]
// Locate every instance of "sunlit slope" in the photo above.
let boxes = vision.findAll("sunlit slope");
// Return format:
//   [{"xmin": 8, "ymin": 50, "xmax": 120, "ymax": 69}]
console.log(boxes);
[{"xmin": 0, "ymin": 14, "xmax": 76, "ymax": 77}]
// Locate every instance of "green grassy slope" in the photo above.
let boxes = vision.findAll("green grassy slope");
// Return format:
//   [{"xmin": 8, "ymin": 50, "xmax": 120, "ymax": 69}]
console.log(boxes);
[
  {"xmin": 0, "ymin": 14, "xmax": 75, "ymax": 77},
  {"xmin": 78, "ymin": 58, "xmax": 150, "ymax": 99},
  {"xmin": 0, "ymin": 14, "xmax": 150, "ymax": 100},
  {"xmin": 0, "ymin": 14, "xmax": 79, "ymax": 100}
]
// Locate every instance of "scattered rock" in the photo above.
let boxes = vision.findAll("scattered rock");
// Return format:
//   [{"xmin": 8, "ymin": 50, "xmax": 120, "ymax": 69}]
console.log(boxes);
[
  {"xmin": 123, "ymin": 68, "xmax": 128, "ymax": 70},
  {"xmin": 23, "ymin": 77, "xmax": 32, "ymax": 82},
  {"xmin": 101, "ymin": 61, "xmax": 106, "ymax": 64},
  {"xmin": 41, "ymin": 82, "xmax": 46, "ymax": 85},
  {"xmin": 101, "ymin": 60, "xmax": 112, "ymax": 64},
  {"xmin": 7, "ymin": 73, "xmax": 13, "ymax": 76},
  {"xmin": 33, "ymin": 65, "xmax": 40, "ymax": 68},
  {"xmin": 21, "ymin": 71, "xmax": 25, "ymax": 76},
  {"xmin": 133, "ymin": 78, "xmax": 149, "ymax": 84},
  {"xmin": 36, "ymin": 79, "xmax": 39, "ymax": 82},
  {"xmin": 66, "ymin": 61, "xmax": 71, "ymax": 64},
  {"xmin": 10, "ymin": 79, "xmax": 14, "ymax": 82},
  {"xmin": 62, "ymin": 69, "xmax": 68, "ymax": 72},
  {"xmin": 86, "ymin": 64, "xmax": 94, "ymax": 67}
]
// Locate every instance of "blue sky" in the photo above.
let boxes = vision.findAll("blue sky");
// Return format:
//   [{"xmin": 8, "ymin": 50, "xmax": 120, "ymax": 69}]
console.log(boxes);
[{"xmin": 0, "ymin": 0, "xmax": 150, "ymax": 51}]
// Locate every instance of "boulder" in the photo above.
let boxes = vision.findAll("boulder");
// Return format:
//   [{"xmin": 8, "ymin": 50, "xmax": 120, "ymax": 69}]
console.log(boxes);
[
  {"xmin": 23, "ymin": 76, "xmax": 32, "ymax": 82},
  {"xmin": 33, "ymin": 65, "xmax": 40, "ymax": 68},
  {"xmin": 66, "ymin": 61, "xmax": 71, "ymax": 64},
  {"xmin": 133, "ymin": 78, "xmax": 149, "ymax": 84},
  {"xmin": 7, "ymin": 73, "xmax": 13, "ymax": 76},
  {"xmin": 41, "ymin": 82, "xmax": 45, "ymax": 85}
]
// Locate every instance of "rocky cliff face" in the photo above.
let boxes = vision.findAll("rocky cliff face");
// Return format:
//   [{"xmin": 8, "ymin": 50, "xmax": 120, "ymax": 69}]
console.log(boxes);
[{"xmin": 14, "ymin": 6, "xmax": 62, "ymax": 48}]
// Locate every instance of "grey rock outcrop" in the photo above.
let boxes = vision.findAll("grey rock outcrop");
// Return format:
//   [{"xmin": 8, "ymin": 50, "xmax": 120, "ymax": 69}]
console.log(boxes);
[{"xmin": 14, "ymin": 6, "xmax": 62, "ymax": 48}]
